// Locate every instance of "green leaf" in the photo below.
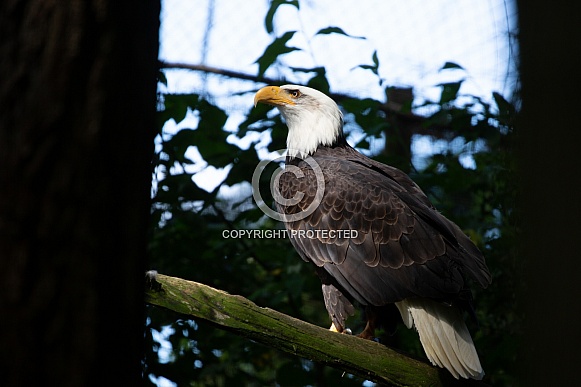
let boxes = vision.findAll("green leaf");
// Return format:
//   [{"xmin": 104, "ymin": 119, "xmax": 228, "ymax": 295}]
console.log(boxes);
[
  {"xmin": 268, "ymin": 117, "xmax": 289, "ymax": 151},
  {"xmin": 162, "ymin": 93, "xmax": 199, "ymax": 124},
  {"xmin": 265, "ymin": 0, "xmax": 299, "ymax": 34},
  {"xmin": 160, "ymin": 98, "xmax": 240, "ymax": 169},
  {"xmin": 238, "ymin": 103, "xmax": 274, "ymax": 138},
  {"xmin": 492, "ymin": 92, "xmax": 516, "ymax": 123},
  {"xmin": 340, "ymin": 97, "xmax": 387, "ymax": 138},
  {"xmin": 438, "ymin": 81, "xmax": 463, "ymax": 104},
  {"xmin": 157, "ymin": 70, "xmax": 168, "ymax": 86},
  {"xmin": 157, "ymin": 172, "xmax": 214, "ymax": 203},
  {"xmin": 193, "ymin": 139, "xmax": 239, "ymax": 169},
  {"xmin": 289, "ymin": 66, "xmax": 322, "ymax": 73},
  {"xmin": 196, "ymin": 100, "xmax": 228, "ymax": 136},
  {"xmin": 288, "ymin": 67, "xmax": 330, "ymax": 93},
  {"xmin": 358, "ymin": 65, "xmax": 375, "ymax": 71},
  {"xmin": 191, "ymin": 100, "xmax": 239, "ymax": 168},
  {"xmin": 307, "ymin": 70, "xmax": 330, "ymax": 94},
  {"xmin": 440, "ymin": 62, "xmax": 464, "ymax": 71},
  {"xmin": 315, "ymin": 26, "xmax": 365, "ymax": 39},
  {"xmin": 255, "ymin": 31, "xmax": 300, "ymax": 77},
  {"xmin": 372, "ymin": 50, "xmax": 379, "ymax": 67},
  {"xmin": 223, "ymin": 146, "xmax": 262, "ymax": 186},
  {"xmin": 356, "ymin": 50, "xmax": 379, "ymax": 75},
  {"xmin": 355, "ymin": 137, "xmax": 371, "ymax": 150},
  {"xmin": 164, "ymin": 128, "xmax": 197, "ymax": 163}
]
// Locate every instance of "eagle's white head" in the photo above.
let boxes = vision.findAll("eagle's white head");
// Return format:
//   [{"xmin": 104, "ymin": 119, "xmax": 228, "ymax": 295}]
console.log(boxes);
[{"xmin": 254, "ymin": 85, "xmax": 344, "ymax": 158}]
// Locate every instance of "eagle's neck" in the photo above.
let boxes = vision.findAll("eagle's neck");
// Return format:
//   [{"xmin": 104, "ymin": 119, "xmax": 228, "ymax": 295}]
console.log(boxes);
[{"xmin": 282, "ymin": 105, "xmax": 344, "ymax": 159}]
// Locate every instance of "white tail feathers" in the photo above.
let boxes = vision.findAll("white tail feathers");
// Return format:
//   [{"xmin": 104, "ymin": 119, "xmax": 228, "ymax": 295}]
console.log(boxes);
[{"xmin": 395, "ymin": 299, "xmax": 484, "ymax": 380}]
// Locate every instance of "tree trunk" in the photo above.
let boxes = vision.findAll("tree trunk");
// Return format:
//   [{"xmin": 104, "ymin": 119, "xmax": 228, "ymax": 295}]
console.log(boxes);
[
  {"xmin": 0, "ymin": 1, "xmax": 159, "ymax": 385},
  {"xmin": 518, "ymin": 1, "xmax": 581, "ymax": 386}
]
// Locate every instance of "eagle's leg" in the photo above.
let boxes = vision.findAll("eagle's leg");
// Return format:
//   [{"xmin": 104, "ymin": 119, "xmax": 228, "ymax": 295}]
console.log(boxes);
[
  {"xmin": 319, "ymin": 273, "xmax": 355, "ymax": 334},
  {"xmin": 357, "ymin": 307, "xmax": 377, "ymax": 340}
]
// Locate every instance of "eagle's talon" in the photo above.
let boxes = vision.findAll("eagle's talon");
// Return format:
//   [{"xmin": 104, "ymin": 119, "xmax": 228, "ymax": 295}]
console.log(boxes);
[{"xmin": 329, "ymin": 323, "xmax": 352, "ymax": 335}]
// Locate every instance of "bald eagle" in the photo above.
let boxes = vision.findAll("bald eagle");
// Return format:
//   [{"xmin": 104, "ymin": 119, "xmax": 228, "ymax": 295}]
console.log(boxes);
[{"xmin": 254, "ymin": 85, "xmax": 491, "ymax": 380}]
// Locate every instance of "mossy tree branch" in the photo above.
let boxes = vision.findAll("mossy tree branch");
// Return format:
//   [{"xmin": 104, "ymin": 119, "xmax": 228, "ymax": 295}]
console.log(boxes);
[{"xmin": 144, "ymin": 273, "xmax": 486, "ymax": 387}]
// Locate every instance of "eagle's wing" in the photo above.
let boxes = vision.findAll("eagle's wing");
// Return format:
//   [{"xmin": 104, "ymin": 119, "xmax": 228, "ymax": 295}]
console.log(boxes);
[{"xmin": 278, "ymin": 150, "xmax": 491, "ymax": 310}]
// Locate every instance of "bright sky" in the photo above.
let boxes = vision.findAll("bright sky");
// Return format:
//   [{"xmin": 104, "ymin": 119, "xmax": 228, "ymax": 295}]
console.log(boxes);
[
  {"xmin": 159, "ymin": 0, "xmax": 518, "ymax": 100},
  {"xmin": 157, "ymin": 0, "xmax": 517, "ymax": 192}
]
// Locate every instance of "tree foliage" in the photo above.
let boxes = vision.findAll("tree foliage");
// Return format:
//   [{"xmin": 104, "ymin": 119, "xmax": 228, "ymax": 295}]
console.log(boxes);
[{"xmin": 144, "ymin": 3, "xmax": 519, "ymax": 386}]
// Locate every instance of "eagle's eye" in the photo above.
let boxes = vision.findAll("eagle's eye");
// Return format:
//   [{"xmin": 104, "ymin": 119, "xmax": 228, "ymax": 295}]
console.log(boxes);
[{"xmin": 288, "ymin": 89, "xmax": 301, "ymax": 98}]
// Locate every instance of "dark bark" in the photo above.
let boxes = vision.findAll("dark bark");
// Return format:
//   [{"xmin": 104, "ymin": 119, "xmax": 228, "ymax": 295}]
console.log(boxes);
[
  {"xmin": 518, "ymin": 1, "xmax": 581, "ymax": 386},
  {"xmin": 0, "ymin": 1, "xmax": 160, "ymax": 385}
]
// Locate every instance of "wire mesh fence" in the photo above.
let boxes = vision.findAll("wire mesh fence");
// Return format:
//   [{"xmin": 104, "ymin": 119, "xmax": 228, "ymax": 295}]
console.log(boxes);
[
  {"xmin": 157, "ymin": 0, "xmax": 519, "ymax": 176},
  {"xmin": 159, "ymin": 0, "xmax": 518, "ymax": 103}
]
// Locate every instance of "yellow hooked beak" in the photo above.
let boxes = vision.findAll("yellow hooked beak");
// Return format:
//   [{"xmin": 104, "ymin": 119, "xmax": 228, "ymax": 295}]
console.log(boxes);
[{"xmin": 254, "ymin": 86, "xmax": 297, "ymax": 107}]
